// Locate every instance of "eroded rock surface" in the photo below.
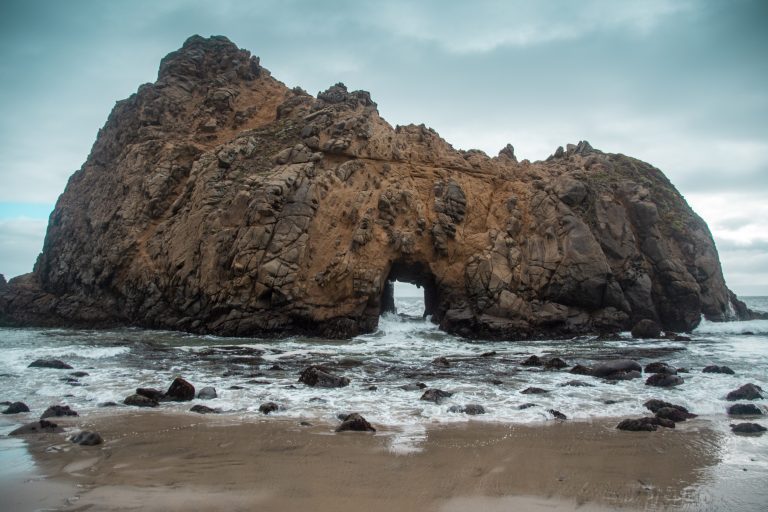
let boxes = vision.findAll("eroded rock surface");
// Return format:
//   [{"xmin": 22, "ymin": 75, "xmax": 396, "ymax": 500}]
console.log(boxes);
[{"xmin": 0, "ymin": 35, "xmax": 758, "ymax": 339}]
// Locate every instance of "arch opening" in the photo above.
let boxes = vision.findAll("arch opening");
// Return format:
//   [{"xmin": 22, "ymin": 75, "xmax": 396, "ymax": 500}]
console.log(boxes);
[{"xmin": 379, "ymin": 260, "xmax": 441, "ymax": 320}]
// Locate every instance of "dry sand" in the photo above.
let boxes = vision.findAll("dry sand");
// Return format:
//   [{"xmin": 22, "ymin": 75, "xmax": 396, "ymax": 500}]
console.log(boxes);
[{"xmin": 2, "ymin": 410, "xmax": 767, "ymax": 511}]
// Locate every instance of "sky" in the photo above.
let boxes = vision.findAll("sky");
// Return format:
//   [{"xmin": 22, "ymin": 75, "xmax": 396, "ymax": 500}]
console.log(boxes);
[{"xmin": 0, "ymin": 0, "xmax": 766, "ymax": 295}]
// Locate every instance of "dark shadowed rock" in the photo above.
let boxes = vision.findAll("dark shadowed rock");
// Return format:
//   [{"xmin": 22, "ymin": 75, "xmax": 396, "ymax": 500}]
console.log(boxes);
[
  {"xmin": 518, "ymin": 403, "xmax": 538, "ymax": 409},
  {"xmin": 549, "ymin": 409, "xmax": 567, "ymax": 420},
  {"xmin": 2, "ymin": 402, "xmax": 29, "ymax": 414},
  {"xmin": 655, "ymin": 407, "xmax": 696, "ymax": 422},
  {"xmin": 703, "ymin": 365, "xmax": 735, "ymax": 375},
  {"xmin": 136, "ymin": 388, "xmax": 165, "ymax": 401},
  {"xmin": 336, "ymin": 413, "xmax": 376, "ymax": 432},
  {"xmin": 606, "ymin": 370, "xmax": 642, "ymax": 381},
  {"xmin": 616, "ymin": 417, "xmax": 674, "ymax": 432},
  {"xmin": 10, "ymin": 419, "xmax": 63, "ymax": 435},
  {"xmin": 70, "ymin": 431, "xmax": 103, "ymax": 446},
  {"xmin": 569, "ymin": 364, "xmax": 593, "ymax": 376},
  {"xmin": 197, "ymin": 386, "xmax": 217, "ymax": 399},
  {"xmin": 124, "ymin": 394, "xmax": 159, "ymax": 407},
  {"xmin": 544, "ymin": 357, "xmax": 568, "ymax": 370},
  {"xmin": 481, "ymin": 351, "xmax": 497, "ymax": 357},
  {"xmin": 28, "ymin": 359, "xmax": 72, "ymax": 370},
  {"xmin": 259, "ymin": 402, "xmax": 279, "ymax": 415},
  {"xmin": 299, "ymin": 366, "xmax": 350, "ymax": 388},
  {"xmin": 41, "ymin": 405, "xmax": 78, "ymax": 419},
  {"xmin": 98, "ymin": 401, "xmax": 119, "ymax": 407},
  {"xmin": 432, "ymin": 356, "xmax": 451, "ymax": 368},
  {"xmin": 559, "ymin": 380, "xmax": 594, "ymax": 387},
  {"xmin": 166, "ymin": 377, "xmax": 195, "ymax": 401},
  {"xmin": 631, "ymin": 319, "xmax": 662, "ymax": 339},
  {"xmin": 448, "ymin": 404, "xmax": 486, "ymax": 415},
  {"xmin": 420, "ymin": 389, "xmax": 453, "ymax": 403},
  {"xmin": 70, "ymin": 371, "xmax": 89, "ymax": 377},
  {"xmin": 190, "ymin": 404, "xmax": 221, "ymax": 414},
  {"xmin": 521, "ymin": 387, "xmax": 549, "ymax": 395},
  {"xmin": 730, "ymin": 423, "xmax": 766, "ymax": 434},
  {"xmin": 727, "ymin": 404, "xmax": 763, "ymax": 416},
  {"xmin": 643, "ymin": 399, "xmax": 692, "ymax": 415},
  {"xmin": 645, "ymin": 373, "xmax": 684, "ymax": 387},
  {"xmin": 644, "ymin": 362, "xmax": 677, "ymax": 375},
  {"xmin": 521, "ymin": 355, "xmax": 543, "ymax": 366},
  {"xmin": 726, "ymin": 383, "xmax": 763, "ymax": 401},
  {"xmin": 591, "ymin": 360, "xmax": 641, "ymax": 378}
]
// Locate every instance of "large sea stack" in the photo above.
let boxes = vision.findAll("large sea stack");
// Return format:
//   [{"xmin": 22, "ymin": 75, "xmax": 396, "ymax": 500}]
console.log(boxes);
[{"xmin": 0, "ymin": 36, "xmax": 757, "ymax": 339}]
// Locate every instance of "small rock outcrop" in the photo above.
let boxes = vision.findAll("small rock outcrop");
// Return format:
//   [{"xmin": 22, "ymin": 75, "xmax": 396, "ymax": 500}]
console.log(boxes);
[
  {"xmin": 190, "ymin": 404, "xmax": 220, "ymax": 414},
  {"xmin": 448, "ymin": 404, "xmax": 486, "ymax": 415},
  {"xmin": 616, "ymin": 417, "xmax": 674, "ymax": 432},
  {"xmin": 420, "ymin": 388, "xmax": 453, "ymax": 403},
  {"xmin": 591, "ymin": 359, "xmax": 641, "ymax": 379},
  {"xmin": 41, "ymin": 405, "xmax": 78, "ymax": 419},
  {"xmin": 28, "ymin": 359, "xmax": 72, "ymax": 370},
  {"xmin": 197, "ymin": 386, "xmax": 217, "ymax": 399},
  {"xmin": 645, "ymin": 373, "xmax": 684, "ymax": 387},
  {"xmin": 631, "ymin": 319, "xmax": 661, "ymax": 339},
  {"xmin": 259, "ymin": 402, "xmax": 279, "ymax": 415},
  {"xmin": 2, "ymin": 402, "xmax": 30, "ymax": 414},
  {"xmin": 727, "ymin": 404, "xmax": 763, "ymax": 416},
  {"xmin": 336, "ymin": 413, "xmax": 376, "ymax": 432},
  {"xmin": 9, "ymin": 420, "xmax": 63, "ymax": 435},
  {"xmin": 70, "ymin": 431, "xmax": 104, "ymax": 445},
  {"xmin": 703, "ymin": 365, "xmax": 735, "ymax": 375},
  {"xmin": 0, "ymin": 35, "xmax": 757, "ymax": 339},
  {"xmin": 124, "ymin": 394, "xmax": 159, "ymax": 407},
  {"xmin": 165, "ymin": 377, "xmax": 195, "ymax": 401},
  {"xmin": 298, "ymin": 366, "xmax": 350, "ymax": 388},
  {"xmin": 726, "ymin": 384, "xmax": 763, "ymax": 401},
  {"xmin": 730, "ymin": 423, "xmax": 766, "ymax": 434}
]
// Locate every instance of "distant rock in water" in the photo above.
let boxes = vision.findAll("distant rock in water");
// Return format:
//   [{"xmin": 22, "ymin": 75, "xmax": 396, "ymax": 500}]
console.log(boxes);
[{"xmin": 0, "ymin": 34, "xmax": 759, "ymax": 339}]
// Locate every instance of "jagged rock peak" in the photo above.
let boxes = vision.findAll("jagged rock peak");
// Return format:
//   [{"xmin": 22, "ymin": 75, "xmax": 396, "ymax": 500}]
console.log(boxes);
[
  {"xmin": 318, "ymin": 82, "xmax": 376, "ymax": 108},
  {"xmin": 158, "ymin": 34, "xmax": 263, "ymax": 83},
  {"xmin": 498, "ymin": 144, "xmax": 517, "ymax": 162}
]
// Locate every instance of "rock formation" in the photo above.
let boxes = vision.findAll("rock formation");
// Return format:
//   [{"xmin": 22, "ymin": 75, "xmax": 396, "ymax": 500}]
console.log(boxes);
[{"xmin": 0, "ymin": 35, "xmax": 759, "ymax": 339}]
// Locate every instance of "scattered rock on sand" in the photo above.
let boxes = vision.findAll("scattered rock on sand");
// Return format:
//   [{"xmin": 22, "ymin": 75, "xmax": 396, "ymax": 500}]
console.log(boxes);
[
  {"xmin": 41, "ymin": 405, "xmax": 78, "ymax": 419},
  {"xmin": 643, "ymin": 399, "xmax": 692, "ymax": 415},
  {"xmin": 521, "ymin": 387, "xmax": 549, "ymax": 394},
  {"xmin": 190, "ymin": 404, "xmax": 221, "ymax": 414},
  {"xmin": 9, "ymin": 419, "xmax": 63, "ymax": 435},
  {"xmin": 591, "ymin": 360, "xmax": 641, "ymax": 378},
  {"xmin": 432, "ymin": 356, "xmax": 451, "ymax": 368},
  {"xmin": 448, "ymin": 404, "xmax": 486, "ymax": 415},
  {"xmin": 336, "ymin": 413, "xmax": 376, "ymax": 432},
  {"xmin": 28, "ymin": 359, "xmax": 73, "ymax": 370},
  {"xmin": 420, "ymin": 389, "xmax": 453, "ymax": 403},
  {"xmin": 124, "ymin": 394, "xmax": 159, "ymax": 407},
  {"xmin": 298, "ymin": 366, "xmax": 350, "ymax": 388},
  {"xmin": 70, "ymin": 431, "xmax": 104, "ymax": 445},
  {"xmin": 644, "ymin": 362, "xmax": 677, "ymax": 375},
  {"xmin": 645, "ymin": 373, "xmax": 684, "ymax": 387},
  {"xmin": 727, "ymin": 404, "xmax": 763, "ymax": 416},
  {"xmin": 259, "ymin": 402, "xmax": 279, "ymax": 415},
  {"xmin": 197, "ymin": 386, "xmax": 217, "ymax": 399},
  {"xmin": 549, "ymin": 409, "xmax": 567, "ymax": 420},
  {"xmin": 730, "ymin": 423, "xmax": 766, "ymax": 434},
  {"xmin": 98, "ymin": 401, "xmax": 119, "ymax": 408},
  {"xmin": 631, "ymin": 319, "xmax": 662, "ymax": 339},
  {"xmin": 616, "ymin": 417, "xmax": 674, "ymax": 432},
  {"xmin": 655, "ymin": 407, "xmax": 696, "ymax": 422},
  {"xmin": 136, "ymin": 388, "xmax": 165, "ymax": 401},
  {"xmin": 726, "ymin": 383, "xmax": 763, "ymax": 401},
  {"xmin": 703, "ymin": 365, "xmax": 735, "ymax": 375},
  {"xmin": 166, "ymin": 377, "xmax": 196, "ymax": 401},
  {"xmin": 2, "ymin": 402, "xmax": 29, "ymax": 414}
]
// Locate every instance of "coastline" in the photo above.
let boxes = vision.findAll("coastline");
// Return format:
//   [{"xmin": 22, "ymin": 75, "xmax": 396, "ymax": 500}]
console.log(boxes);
[{"xmin": 4, "ymin": 410, "xmax": 766, "ymax": 511}]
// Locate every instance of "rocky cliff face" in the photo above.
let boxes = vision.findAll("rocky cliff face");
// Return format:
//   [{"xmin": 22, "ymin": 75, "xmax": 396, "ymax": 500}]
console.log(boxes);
[{"xmin": 0, "ymin": 36, "xmax": 754, "ymax": 338}]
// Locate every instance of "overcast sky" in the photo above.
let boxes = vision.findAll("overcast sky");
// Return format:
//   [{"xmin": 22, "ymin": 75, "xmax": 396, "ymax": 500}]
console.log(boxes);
[{"xmin": 0, "ymin": 0, "xmax": 766, "ymax": 295}]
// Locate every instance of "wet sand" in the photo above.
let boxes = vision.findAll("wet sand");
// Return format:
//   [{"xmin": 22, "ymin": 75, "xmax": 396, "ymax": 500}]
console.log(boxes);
[{"xmin": 3, "ymin": 410, "xmax": 767, "ymax": 511}]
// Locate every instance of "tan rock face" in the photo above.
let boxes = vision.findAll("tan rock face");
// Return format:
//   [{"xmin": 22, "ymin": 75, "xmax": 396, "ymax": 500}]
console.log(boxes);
[{"xmin": 0, "ymin": 35, "xmax": 751, "ymax": 338}]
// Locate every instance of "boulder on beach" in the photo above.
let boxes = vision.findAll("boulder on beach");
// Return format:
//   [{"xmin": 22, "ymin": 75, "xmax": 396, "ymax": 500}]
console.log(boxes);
[
  {"xmin": 727, "ymin": 404, "xmax": 763, "ymax": 416},
  {"xmin": 420, "ymin": 388, "xmax": 453, "ymax": 403},
  {"xmin": 702, "ymin": 365, "xmax": 735, "ymax": 375},
  {"xmin": 616, "ymin": 417, "xmax": 674, "ymax": 432},
  {"xmin": 166, "ymin": 377, "xmax": 195, "ymax": 401},
  {"xmin": 655, "ymin": 407, "xmax": 696, "ymax": 422},
  {"xmin": 643, "ymin": 399, "xmax": 692, "ymax": 415},
  {"xmin": 137, "ymin": 387, "xmax": 166, "ymax": 401},
  {"xmin": 197, "ymin": 386, "xmax": 217, "ymax": 399},
  {"xmin": 2, "ymin": 401, "xmax": 30, "ymax": 414},
  {"xmin": 28, "ymin": 359, "xmax": 73, "ymax": 370},
  {"xmin": 41, "ymin": 405, "xmax": 79, "ymax": 419},
  {"xmin": 549, "ymin": 409, "xmax": 567, "ymax": 420},
  {"xmin": 517, "ymin": 403, "xmax": 538, "ymax": 410},
  {"xmin": 336, "ymin": 413, "xmax": 376, "ymax": 432},
  {"xmin": 645, "ymin": 373, "xmax": 684, "ymax": 387},
  {"xmin": 9, "ymin": 419, "xmax": 63, "ymax": 435},
  {"xmin": 190, "ymin": 404, "xmax": 221, "ymax": 414},
  {"xmin": 259, "ymin": 402, "xmax": 279, "ymax": 415},
  {"xmin": 70, "ymin": 431, "xmax": 104, "ymax": 446},
  {"xmin": 591, "ymin": 359, "xmax": 641, "ymax": 378},
  {"xmin": 730, "ymin": 422, "xmax": 766, "ymax": 434},
  {"xmin": 448, "ymin": 404, "xmax": 486, "ymax": 415},
  {"xmin": 631, "ymin": 319, "xmax": 662, "ymax": 339},
  {"xmin": 124, "ymin": 394, "xmax": 159, "ymax": 407},
  {"xmin": 298, "ymin": 366, "xmax": 350, "ymax": 388},
  {"xmin": 644, "ymin": 362, "xmax": 677, "ymax": 375},
  {"xmin": 726, "ymin": 383, "xmax": 763, "ymax": 401}
]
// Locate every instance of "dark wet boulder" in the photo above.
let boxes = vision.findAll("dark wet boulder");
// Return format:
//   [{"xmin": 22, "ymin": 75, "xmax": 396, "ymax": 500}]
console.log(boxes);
[
  {"xmin": 70, "ymin": 371, "xmax": 89, "ymax": 378},
  {"xmin": 480, "ymin": 351, "xmax": 497, "ymax": 357},
  {"xmin": 432, "ymin": 356, "xmax": 451, "ymax": 368},
  {"xmin": 197, "ymin": 386, "xmax": 217, "ymax": 399},
  {"xmin": 367, "ymin": 385, "xmax": 378, "ymax": 391},
  {"xmin": 644, "ymin": 362, "xmax": 677, "ymax": 375},
  {"xmin": 544, "ymin": 357, "xmax": 568, "ymax": 370},
  {"xmin": 655, "ymin": 407, "xmax": 696, "ymax": 422},
  {"xmin": 336, "ymin": 413, "xmax": 376, "ymax": 432},
  {"xmin": 521, "ymin": 355, "xmax": 543, "ymax": 366},
  {"xmin": 9, "ymin": 419, "xmax": 63, "ymax": 435},
  {"xmin": 559, "ymin": 380, "xmax": 594, "ymax": 387},
  {"xmin": 727, "ymin": 404, "xmax": 763, "ymax": 416},
  {"xmin": 400, "ymin": 382, "xmax": 427, "ymax": 391},
  {"xmin": 703, "ymin": 365, "xmax": 735, "ymax": 375},
  {"xmin": 591, "ymin": 359, "xmax": 641, "ymax": 378},
  {"xmin": 521, "ymin": 387, "xmax": 549, "ymax": 394},
  {"xmin": 726, "ymin": 383, "xmax": 763, "ymax": 401},
  {"xmin": 420, "ymin": 388, "xmax": 453, "ymax": 403},
  {"xmin": 730, "ymin": 423, "xmax": 766, "ymax": 434},
  {"xmin": 518, "ymin": 403, "xmax": 538, "ymax": 410},
  {"xmin": 124, "ymin": 394, "xmax": 159, "ymax": 407},
  {"xmin": 644, "ymin": 399, "xmax": 692, "ymax": 415},
  {"xmin": 259, "ymin": 402, "xmax": 279, "ymax": 415},
  {"xmin": 41, "ymin": 405, "xmax": 78, "ymax": 419},
  {"xmin": 569, "ymin": 364, "xmax": 593, "ymax": 376},
  {"xmin": 448, "ymin": 404, "xmax": 486, "ymax": 415},
  {"xmin": 631, "ymin": 319, "xmax": 662, "ymax": 339},
  {"xmin": 645, "ymin": 373, "xmax": 684, "ymax": 387},
  {"xmin": 70, "ymin": 431, "xmax": 103, "ymax": 446},
  {"xmin": 549, "ymin": 409, "xmax": 567, "ymax": 420},
  {"xmin": 98, "ymin": 401, "xmax": 119, "ymax": 407},
  {"xmin": 166, "ymin": 377, "xmax": 195, "ymax": 401},
  {"xmin": 2, "ymin": 402, "xmax": 29, "ymax": 414},
  {"xmin": 136, "ymin": 387, "xmax": 165, "ymax": 401},
  {"xmin": 190, "ymin": 404, "xmax": 221, "ymax": 414},
  {"xmin": 607, "ymin": 370, "xmax": 642, "ymax": 381},
  {"xmin": 28, "ymin": 359, "xmax": 73, "ymax": 370},
  {"xmin": 616, "ymin": 417, "xmax": 674, "ymax": 432},
  {"xmin": 298, "ymin": 366, "xmax": 350, "ymax": 388}
]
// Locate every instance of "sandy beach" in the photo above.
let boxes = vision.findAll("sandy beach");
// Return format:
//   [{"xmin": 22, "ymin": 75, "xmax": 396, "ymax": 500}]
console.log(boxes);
[{"xmin": 2, "ymin": 410, "xmax": 765, "ymax": 512}]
